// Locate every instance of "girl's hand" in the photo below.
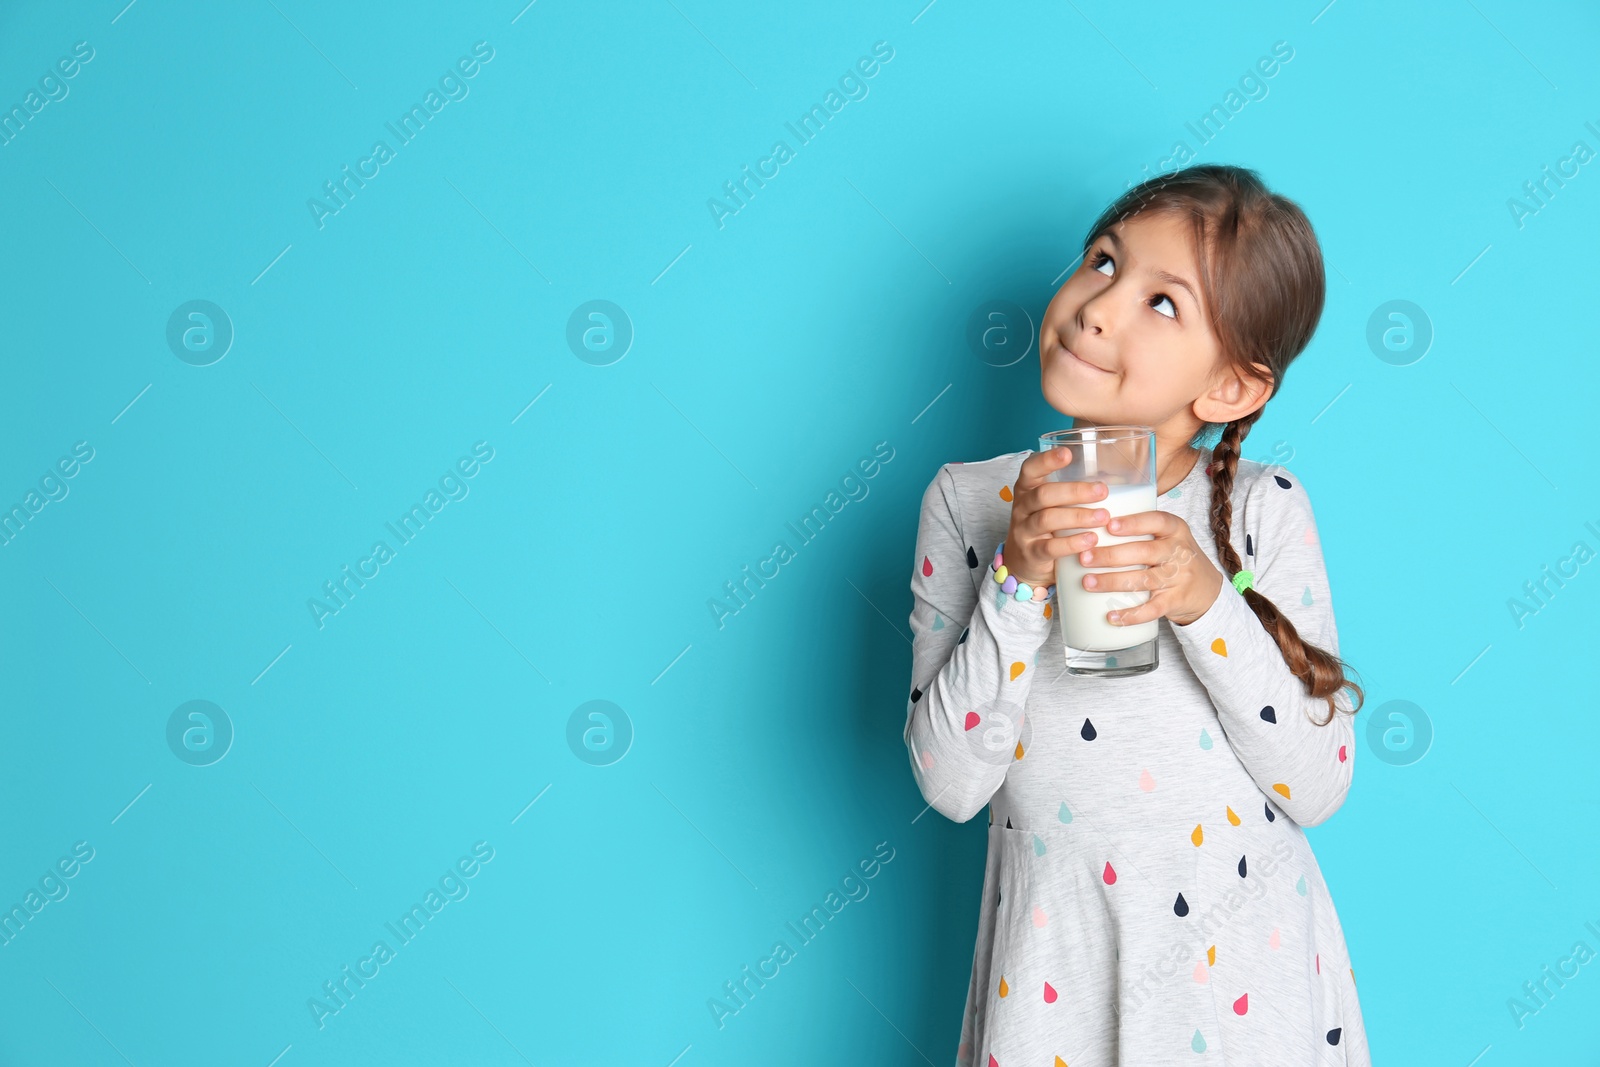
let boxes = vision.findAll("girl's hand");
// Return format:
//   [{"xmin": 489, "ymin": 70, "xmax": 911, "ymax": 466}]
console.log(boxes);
[
  {"xmin": 1078, "ymin": 511, "xmax": 1225, "ymax": 628},
  {"xmin": 1001, "ymin": 447, "xmax": 1114, "ymax": 589}
]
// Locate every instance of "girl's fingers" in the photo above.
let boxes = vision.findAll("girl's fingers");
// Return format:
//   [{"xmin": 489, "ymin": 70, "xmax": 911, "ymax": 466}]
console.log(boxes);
[
  {"xmin": 1042, "ymin": 530, "xmax": 1100, "ymax": 557},
  {"xmin": 1078, "ymin": 539, "xmax": 1164, "ymax": 569},
  {"xmin": 1015, "ymin": 445, "xmax": 1074, "ymax": 492},
  {"xmin": 1084, "ymin": 570, "xmax": 1154, "ymax": 594},
  {"xmin": 1030, "ymin": 504, "xmax": 1110, "ymax": 536}
]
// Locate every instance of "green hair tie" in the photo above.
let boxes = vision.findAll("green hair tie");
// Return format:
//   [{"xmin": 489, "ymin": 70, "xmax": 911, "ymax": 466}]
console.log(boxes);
[{"xmin": 1231, "ymin": 570, "xmax": 1255, "ymax": 594}]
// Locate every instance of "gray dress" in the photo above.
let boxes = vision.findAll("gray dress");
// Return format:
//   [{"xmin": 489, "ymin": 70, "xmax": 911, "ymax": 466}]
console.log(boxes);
[{"xmin": 904, "ymin": 450, "xmax": 1370, "ymax": 1066}]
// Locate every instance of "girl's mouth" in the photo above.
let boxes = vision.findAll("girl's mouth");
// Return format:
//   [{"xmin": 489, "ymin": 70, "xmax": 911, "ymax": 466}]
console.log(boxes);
[{"xmin": 1064, "ymin": 346, "xmax": 1111, "ymax": 374}]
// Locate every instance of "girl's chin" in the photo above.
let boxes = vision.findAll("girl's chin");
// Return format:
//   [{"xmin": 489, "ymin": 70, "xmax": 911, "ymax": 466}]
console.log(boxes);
[{"xmin": 1041, "ymin": 395, "xmax": 1090, "ymax": 422}]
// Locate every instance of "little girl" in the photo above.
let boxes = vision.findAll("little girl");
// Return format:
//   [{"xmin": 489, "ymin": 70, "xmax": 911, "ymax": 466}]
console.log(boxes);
[{"xmin": 905, "ymin": 164, "xmax": 1369, "ymax": 1065}]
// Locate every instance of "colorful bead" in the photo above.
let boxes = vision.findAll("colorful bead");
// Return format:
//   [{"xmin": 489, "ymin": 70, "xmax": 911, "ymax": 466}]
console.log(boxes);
[{"xmin": 989, "ymin": 541, "xmax": 1056, "ymax": 605}]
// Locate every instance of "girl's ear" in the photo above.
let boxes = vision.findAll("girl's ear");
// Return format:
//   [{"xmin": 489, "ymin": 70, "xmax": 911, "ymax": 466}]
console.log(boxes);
[{"xmin": 1197, "ymin": 362, "xmax": 1274, "ymax": 424}]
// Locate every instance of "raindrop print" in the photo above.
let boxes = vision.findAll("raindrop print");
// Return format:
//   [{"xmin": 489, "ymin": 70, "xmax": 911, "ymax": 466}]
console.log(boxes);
[
  {"xmin": 1272, "ymin": 783, "xmax": 1292, "ymax": 799},
  {"xmin": 1226, "ymin": 806, "xmax": 1240, "ymax": 826},
  {"xmin": 999, "ymin": 485, "xmax": 1014, "ymax": 501},
  {"xmin": 998, "ymin": 976, "xmax": 1009, "ymax": 997},
  {"xmin": 1191, "ymin": 1030, "xmax": 1207, "ymax": 1053},
  {"xmin": 1269, "ymin": 928, "xmax": 1281, "ymax": 950},
  {"xmin": 1207, "ymin": 945, "xmax": 1216, "ymax": 966},
  {"xmin": 1302, "ymin": 585, "xmax": 1314, "ymax": 607},
  {"xmin": 959, "ymin": 627, "xmax": 970, "ymax": 644},
  {"xmin": 1192, "ymin": 960, "xmax": 1209, "ymax": 984},
  {"xmin": 964, "ymin": 711, "xmax": 980, "ymax": 731},
  {"xmin": 966, "ymin": 546, "xmax": 980, "ymax": 569},
  {"xmin": 1191, "ymin": 824, "xmax": 1203, "ymax": 846},
  {"xmin": 922, "ymin": 556, "xmax": 933, "ymax": 577},
  {"xmin": 1263, "ymin": 802, "xmax": 1276, "ymax": 823},
  {"xmin": 1032, "ymin": 905, "xmax": 1048, "ymax": 928},
  {"xmin": 1081, "ymin": 718, "xmax": 1097, "ymax": 741},
  {"xmin": 1338, "ymin": 744, "xmax": 1348, "ymax": 762},
  {"xmin": 1210, "ymin": 638, "xmax": 1228, "ymax": 657},
  {"xmin": 1014, "ymin": 740, "xmax": 1025, "ymax": 760},
  {"xmin": 1259, "ymin": 706, "xmax": 1276, "ymax": 724},
  {"xmin": 1043, "ymin": 981, "xmax": 1058, "ymax": 1004},
  {"xmin": 911, "ymin": 686, "xmax": 923, "ymax": 704},
  {"xmin": 1233, "ymin": 992, "xmax": 1249, "ymax": 1015},
  {"xmin": 1139, "ymin": 769, "xmax": 1156, "ymax": 792},
  {"xmin": 1199, "ymin": 728, "xmax": 1213, "ymax": 750},
  {"xmin": 989, "ymin": 1056, "xmax": 999, "ymax": 1067},
  {"xmin": 1296, "ymin": 875, "xmax": 1308, "ymax": 896},
  {"xmin": 1103, "ymin": 861, "xmax": 1117, "ymax": 885},
  {"xmin": 1327, "ymin": 1028, "xmax": 1342, "ymax": 1046},
  {"xmin": 1058, "ymin": 801, "xmax": 1073, "ymax": 824},
  {"xmin": 1005, "ymin": 817, "xmax": 1013, "ymax": 829},
  {"xmin": 1245, "ymin": 533, "xmax": 1254, "ymax": 557},
  {"xmin": 1034, "ymin": 834, "xmax": 1046, "ymax": 856},
  {"xmin": 1273, "ymin": 474, "xmax": 1292, "ymax": 489},
  {"xmin": 932, "ymin": 614, "xmax": 945, "ymax": 631},
  {"xmin": 1009, "ymin": 661, "xmax": 1026, "ymax": 681},
  {"xmin": 1174, "ymin": 892, "xmax": 1189, "ymax": 917},
  {"xmin": 1237, "ymin": 855, "xmax": 1247, "ymax": 878},
  {"xmin": 920, "ymin": 751, "xmax": 934, "ymax": 770},
  {"xmin": 1053, "ymin": 1058, "xmax": 1067, "ymax": 1067}
]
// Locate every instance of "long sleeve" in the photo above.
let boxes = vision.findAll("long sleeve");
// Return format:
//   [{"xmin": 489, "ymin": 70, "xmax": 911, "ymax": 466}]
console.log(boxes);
[
  {"xmin": 1169, "ymin": 465, "xmax": 1356, "ymax": 828},
  {"xmin": 903, "ymin": 463, "xmax": 1056, "ymax": 824}
]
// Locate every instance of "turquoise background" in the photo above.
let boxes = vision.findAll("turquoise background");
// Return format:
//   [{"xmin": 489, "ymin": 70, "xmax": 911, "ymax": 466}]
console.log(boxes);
[{"xmin": 2, "ymin": 0, "xmax": 1597, "ymax": 1063}]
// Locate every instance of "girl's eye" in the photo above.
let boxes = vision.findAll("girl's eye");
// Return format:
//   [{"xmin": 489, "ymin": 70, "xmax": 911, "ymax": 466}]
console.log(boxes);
[{"xmin": 1086, "ymin": 248, "xmax": 1179, "ymax": 321}]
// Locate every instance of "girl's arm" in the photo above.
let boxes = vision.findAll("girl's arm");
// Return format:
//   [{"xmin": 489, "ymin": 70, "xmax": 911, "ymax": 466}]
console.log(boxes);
[
  {"xmin": 903, "ymin": 463, "xmax": 1056, "ymax": 823},
  {"xmin": 1170, "ymin": 466, "xmax": 1356, "ymax": 828}
]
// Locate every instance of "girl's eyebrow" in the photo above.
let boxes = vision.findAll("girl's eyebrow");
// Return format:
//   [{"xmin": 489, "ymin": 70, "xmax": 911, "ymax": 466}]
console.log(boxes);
[{"xmin": 1102, "ymin": 228, "xmax": 1201, "ymax": 309}]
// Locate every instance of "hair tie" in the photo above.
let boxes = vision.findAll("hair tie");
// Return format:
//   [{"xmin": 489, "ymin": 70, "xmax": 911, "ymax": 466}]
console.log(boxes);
[{"xmin": 1231, "ymin": 570, "xmax": 1255, "ymax": 594}]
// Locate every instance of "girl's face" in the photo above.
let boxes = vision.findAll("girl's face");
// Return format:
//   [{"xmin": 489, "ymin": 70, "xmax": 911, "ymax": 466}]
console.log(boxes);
[{"xmin": 1039, "ymin": 210, "xmax": 1243, "ymax": 445}]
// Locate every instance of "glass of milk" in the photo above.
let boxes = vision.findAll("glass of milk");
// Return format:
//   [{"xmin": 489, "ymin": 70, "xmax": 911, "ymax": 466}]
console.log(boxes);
[{"xmin": 1038, "ymin": 426, "xmax": 1160, "ymax": 677}]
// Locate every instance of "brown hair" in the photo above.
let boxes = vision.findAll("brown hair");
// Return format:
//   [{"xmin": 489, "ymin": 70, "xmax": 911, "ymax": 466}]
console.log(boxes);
[{"xmin": 1081, "ymin": 163, "xmax": 1364, "ymax": 725}]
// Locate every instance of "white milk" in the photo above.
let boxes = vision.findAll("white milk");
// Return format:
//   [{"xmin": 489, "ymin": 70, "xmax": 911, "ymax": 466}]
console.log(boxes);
[{"xmin": 1054, "ymin": 481, "xmax": 1159, "ymax": 651}]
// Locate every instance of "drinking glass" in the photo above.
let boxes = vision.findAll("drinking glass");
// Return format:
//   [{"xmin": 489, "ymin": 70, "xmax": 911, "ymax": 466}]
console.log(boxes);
[{"xmin": 1038, "ymin": 426, "xmax": 1160, "ymax": 676}]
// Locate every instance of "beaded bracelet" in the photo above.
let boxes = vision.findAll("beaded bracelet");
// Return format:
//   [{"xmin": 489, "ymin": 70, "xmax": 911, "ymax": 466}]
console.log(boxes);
[{"xmin": 991, "ymin": 541, "xmax": 1056, "ymax": 602}]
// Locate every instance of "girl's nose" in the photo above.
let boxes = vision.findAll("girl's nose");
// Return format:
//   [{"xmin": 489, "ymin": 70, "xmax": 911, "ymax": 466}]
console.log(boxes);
[{"xmin": 1077, "ymin": 300, "xmax": 1111, "ymax": 337}]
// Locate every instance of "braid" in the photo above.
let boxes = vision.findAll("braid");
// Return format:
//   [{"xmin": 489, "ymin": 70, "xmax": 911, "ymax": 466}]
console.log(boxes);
[{"xmin": 1205, "ymin": 417, "xmax": 1365, "ymax": 726}]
